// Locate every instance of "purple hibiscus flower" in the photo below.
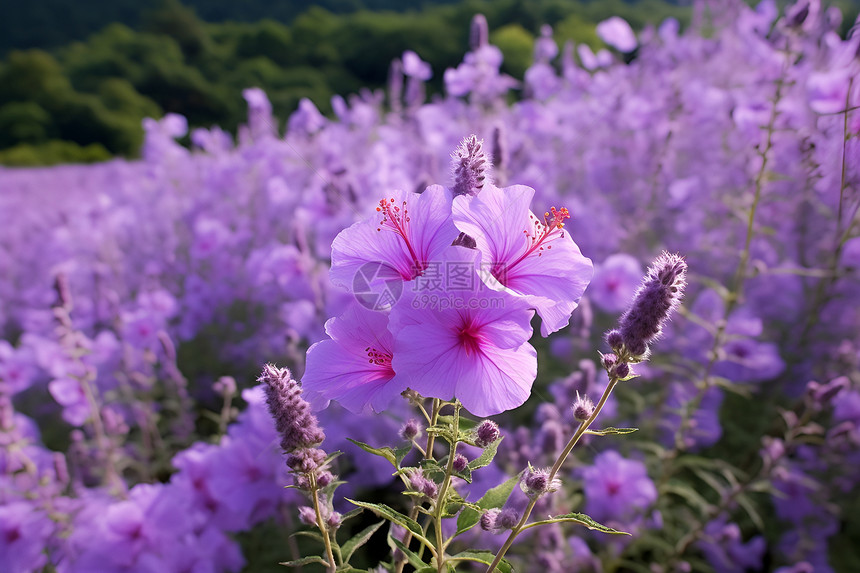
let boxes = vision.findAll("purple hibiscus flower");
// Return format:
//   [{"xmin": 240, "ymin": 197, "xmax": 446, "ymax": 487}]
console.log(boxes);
[
  {"xmin": 302, "ymin": 303, "xmax": 405, "ymax": 413},
  {"xmin": 388, "ymin": 247, "xmax": 537, "ymax": 416},
  {"xmin": 452, "ymin": 183, "xmax": 593, "ymax": 336},
  {"xmin": 330, "ymin": 184, "xmax": 459, "ymax": 293}
]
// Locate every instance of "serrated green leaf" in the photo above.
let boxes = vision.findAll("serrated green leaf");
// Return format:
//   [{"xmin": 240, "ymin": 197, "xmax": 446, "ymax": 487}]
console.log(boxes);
[
  {"xmin": 468, "ymin": 436, "xmax": 503, "ymax": 470},
  {"xmin": 346, "ymin": 439, "xmax": 399, "ymax": 468},
  {"xmin": 456, "ymin": 474, "xmax": 520, "ymax": 535},
  {"xmin": 449, "ymin": 550, "xmax": 513, "ymax": 573},
  {"xmin": 346, "ymin": 499, "xmax": 427, "ymax": 542},
  {"xmin": 389, "ymin": 534, "xmax": 427, "ymax": 569},
  {"xmin": 341, "ymin": 521, "xmax": 384, "ymax": 562},
  {"xmin": 585, "ymin": 427, "xmax": 639, "ymax": 436},
  {"xmin": 279, "ymin": 555, "xmax": 329, "ymax": 567},
  {"xmin": 528, "ymin": 512, "xmax": 630, "ymax": 535}
]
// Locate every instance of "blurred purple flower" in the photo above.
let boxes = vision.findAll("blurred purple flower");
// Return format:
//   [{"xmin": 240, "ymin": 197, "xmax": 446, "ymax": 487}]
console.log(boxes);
[
  {"xmin": 589, "ymin": 254, "xmax": 642, "ymax": 313},
  {"xmin": 596, "ymin": 17, "xmax": 638, "ymax": 52},
  {"xmin": 582, "ymin": 450, "xmax": 657, "ymax": 524}
]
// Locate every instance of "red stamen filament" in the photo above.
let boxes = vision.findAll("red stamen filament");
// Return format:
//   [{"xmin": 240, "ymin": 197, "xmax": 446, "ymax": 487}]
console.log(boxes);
[
  {"xmin": 376, "ymin": 198, "xmax": 424, "ymax": 279},
  {"xmin": 496, "ymin": 207, "xmax": 569, "ymax": 282},
  {"xmin": 457, "ymin": 318, "xmax": 484, "ymax": 357}
]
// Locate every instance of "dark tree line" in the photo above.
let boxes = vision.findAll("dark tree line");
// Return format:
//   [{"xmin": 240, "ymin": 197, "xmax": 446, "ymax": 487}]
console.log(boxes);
[{"xmin": 0, "ymin": 0, "xmax": 732, "ymax": 165}]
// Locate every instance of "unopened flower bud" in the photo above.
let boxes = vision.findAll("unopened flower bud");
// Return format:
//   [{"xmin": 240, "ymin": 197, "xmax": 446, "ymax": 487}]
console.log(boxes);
[
  {"xmin": 400, "ymin": 418, "xmax": 422, "ymax": 441},
  {"xmin": 316, "ymin": 471, "xmax": 334, "ymax": 487},
  {"xmin": 409, "ymin": 470, "xmax": 438, "ymax": 499},
  {"xmin": 572, "ymin": 392, "xmax": 595, "ymax": 422},
  {"xmin": 480, "ymin": 508, "xmax": 500, "ymax": 531},
  {"xmin": 298, "ymin": 506, "xmax": 317, "ymax": 526},
  {"xmin": 214, "ymin": 376, "xmax": 236, "ymax": 396},
  {"xmin": 613, "ymin": 362, "xmax": 630, "ymax": 379},
  {"xmin": 453, "ymin": 453, "xmax": 469, "ymax": 472},
  {"xmin": 496, "ymin": 508, "xmax": 520, "ymax": 530},
  {"xmin": 522, "ymin": 467, "xmax": 561, "ymax": 497},
  {"xmin": 601, "ymin": 353, "xmax": 618, "ymax": 370},
  {"xmin": 475, "ymin": 419, "xmax": 500, "ymax": 447},
  {"xmin": 606, "ymin": 329, "xmax": 623, "ymax": 350},
  {"xmin": 327, "ymin": 511, "xmax": 343, "ymax": 529}
]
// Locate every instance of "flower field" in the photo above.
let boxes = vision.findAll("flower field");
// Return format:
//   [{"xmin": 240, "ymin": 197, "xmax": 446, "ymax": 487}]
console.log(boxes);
[{"xmin": 1, "ymin": 1, "xmax": 859, "ymax": 571}]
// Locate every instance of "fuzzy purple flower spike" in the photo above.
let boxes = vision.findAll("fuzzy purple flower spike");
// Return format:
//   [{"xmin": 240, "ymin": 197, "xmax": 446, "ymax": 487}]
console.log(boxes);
[
  {"xmin": 451, "ymin": 134, "xmax": 491, "ymax": 197},
  {"xmin": 607, "ymin": 252, "xmax": 687, "ymax": 359},
  {"xmin": 259, "ymin": 363, "xmax": 325, "ymax": 454}
]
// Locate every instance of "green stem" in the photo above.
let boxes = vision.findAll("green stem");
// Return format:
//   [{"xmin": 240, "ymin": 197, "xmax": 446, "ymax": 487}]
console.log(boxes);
[
  {"xmin": 668, "ymin": 72, "xmax": 785, "ymax": 459},
  {"xmin": 395, "ymin": 398, "xmax": 442, "ymax": 573},
  {"xmin": 486, "ymin": 377, "xmax": 620, "ymax": 573},
  {"xmin": 312, "ymin": 484, "xmax": 337, "ymax": 572},
  {"xmin": 433, "ymin": 402, "xmax": 461, "ymax": 572}
]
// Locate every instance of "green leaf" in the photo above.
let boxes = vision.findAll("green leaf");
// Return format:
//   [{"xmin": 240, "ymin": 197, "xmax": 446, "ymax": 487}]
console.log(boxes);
[
  {"xmin": 456, "ymin": 474, "xmax": 520, "ymax": 535},
  {"xmin": 663, "ymin": 482, "xmax": 713, "ymax": 516},
  {"xmin": 418, "ymin": 458, "xmax": 446, "ymax": 481},
  {"xmin": 437, "ymin": 414, "xmax": 478, "ymax": 431},
  {"xmin": 279, "ymin": 555, "xmax": 329, "ymax": 567},
  {"xmin": 584, "ymin": 427, "xmax": 639, "ymax": 436},
  {"xmin": 346, "ymin": 499, "xmax": 427, "ymax": 542},
  {"xmin": 468, "ymin": 436, "xmax": 503, "ymax": 470},
  {"xmin": 528, "ymin": 512, "xmax": 630, "ymax": 535},
  {"xmin": 449, "ymin": 550, "xmax": 513, "ymax": 573},
  {"xmin": 735, "ymin": 493, "xmax": 765, "ymax": 531},
  {"xmin": 339, "ymin": 508, "xmax": 364, "ymax": 524},
  {"xmin": 291, "ymin": 530, "xmax": 324, "ymax": 543},
  {"xmin": 341, "ymin": 521, "xmax": 384, "ymax": 562},
  {"xmin": 346, "ymin": 439, "xmax": 400, "ymax": 468},
  {"xmin": 389, "ymin": 534, "xmax": 427, "ymax": 569}
]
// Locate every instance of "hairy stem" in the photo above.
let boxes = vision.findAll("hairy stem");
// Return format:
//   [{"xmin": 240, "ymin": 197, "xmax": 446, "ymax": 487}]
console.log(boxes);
[{"xmin": 486, "ymin": 377, "xmax": 620, "ymax": 572}]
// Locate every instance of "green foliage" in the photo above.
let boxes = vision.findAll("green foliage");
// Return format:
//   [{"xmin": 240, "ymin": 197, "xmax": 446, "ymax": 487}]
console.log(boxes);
[
  {"xmin": 490, "ymin": 24, "xmax": 535, "ymax": 79},
  {"xmin": 0, "ymin": 140, "xmax": 111, "ymax": 166},
  {"xmin": 0, "ymin": 0, "xmax": 701, "ymax": 165}
]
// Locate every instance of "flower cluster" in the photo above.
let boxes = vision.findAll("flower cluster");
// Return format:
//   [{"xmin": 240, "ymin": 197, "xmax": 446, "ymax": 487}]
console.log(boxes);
[
  {"xmin": 0, "ymin": 1, "xmax": 857, "ymax": 571},
  {"xmin": 302, "ymin": 138, "xmax": 593, "ymax": 416}
]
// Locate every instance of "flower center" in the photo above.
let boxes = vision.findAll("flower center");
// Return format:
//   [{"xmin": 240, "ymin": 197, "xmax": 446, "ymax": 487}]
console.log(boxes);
[
  {"xmin": 493, "ymin": 206, "xmax": 569, "ymax": 284},
  {"xmin": 365, "ymin": 346, "xmax": 395, "ymax": 378},
  {"xmin": 606, "ymin": 480, "xmax": 622, "ymax": 496},
  {"xmin": 377, "ymin": 197, "xmax": 425, "ymax": 279},
  {"xmin": 457, "ymin": 321, "xmax": 483, "ymax": 356}
]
